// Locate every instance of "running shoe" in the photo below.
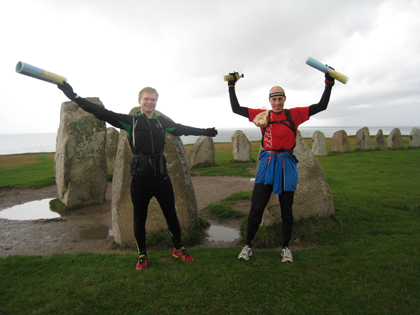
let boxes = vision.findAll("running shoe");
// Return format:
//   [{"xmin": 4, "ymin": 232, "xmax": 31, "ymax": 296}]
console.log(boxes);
[
  {"xmin": 281, "ymin": 247, "xmax": 293, "ymax": 263},
  {"xmin": 135, "ymin": 255, "xmax": 149, "ymax": 271},
  {"xmin": 238, "ymin": 245, "xmax": 252, "ymax": 260},
  {"xmin": 173, "ymin": 247, "xmax": 194, "ymax": 262}
]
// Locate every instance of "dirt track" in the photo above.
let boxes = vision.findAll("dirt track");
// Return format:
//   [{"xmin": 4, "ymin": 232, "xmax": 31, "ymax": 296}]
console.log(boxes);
[{"xmin": 0, "ymin": 176, "xmax": 255, "ymax": 257}]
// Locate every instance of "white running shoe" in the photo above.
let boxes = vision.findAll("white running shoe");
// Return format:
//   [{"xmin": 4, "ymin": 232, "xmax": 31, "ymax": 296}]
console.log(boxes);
[
  {"xmin": 238, "ymin": 245, "xmax": 252, "ymax": 260},
  {"xmin": 281, "ymin": 247, "xmax": 293, "ymax": 263}
]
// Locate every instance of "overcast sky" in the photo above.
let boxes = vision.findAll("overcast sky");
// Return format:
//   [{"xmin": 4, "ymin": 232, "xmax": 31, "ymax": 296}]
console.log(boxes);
[{"xmin": 1, "ymin": 0, "xmax": 419, "ymax": 134}]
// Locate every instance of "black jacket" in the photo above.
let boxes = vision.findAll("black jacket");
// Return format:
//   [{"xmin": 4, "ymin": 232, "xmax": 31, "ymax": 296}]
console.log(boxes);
[{"xmin": 73, "ymin": 97, "xmax": 209, "ymax": 176}]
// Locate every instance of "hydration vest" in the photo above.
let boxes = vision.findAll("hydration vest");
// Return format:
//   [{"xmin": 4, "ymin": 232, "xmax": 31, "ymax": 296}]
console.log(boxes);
[
  {"xmin": 130, "ymin": 115, "xmax": 167, "ymax": 176},
  {"xmin": 261, "ymin": 109, "xmax": 297, "ymax": 152}
]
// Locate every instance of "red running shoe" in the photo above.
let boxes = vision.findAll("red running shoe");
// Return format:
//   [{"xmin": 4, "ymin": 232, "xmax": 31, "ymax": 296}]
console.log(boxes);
[
  {"xmin": 135, "ymin": 255, "xmax": 149, "ymax": 271},
  {"xmin": 173, "ymin": 247, "xmax": 194, "ymax": 262}
]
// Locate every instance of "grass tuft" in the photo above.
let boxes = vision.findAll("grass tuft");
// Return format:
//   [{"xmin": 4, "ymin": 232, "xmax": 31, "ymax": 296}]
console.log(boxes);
[
  {"xmin": 204, "ymin": 191, "xmax": 251, "ymax": 219},
  {"xmin": 207, "ymin": 204, "xmax": 245, "ymax": 218},
  {"xmin": 408, "ymin": 204, "xmax": 420, "ymax": 211},
  {"xmin": 145, "ymin": 218, "xmax": 210, "ymax": 250},
  {"xmin": 190, "ymin": 162, "xmax": 218, "ymax": 169},
  {"xmin": 228, "ymin": 159, "xmax": 256, "ymax": 163},
  {"xmin": 49, "ymin": 198, "xmax": 90, "ymax": 212}
]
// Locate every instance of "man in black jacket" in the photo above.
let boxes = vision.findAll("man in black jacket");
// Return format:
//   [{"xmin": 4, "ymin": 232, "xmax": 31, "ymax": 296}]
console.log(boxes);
[{"xmin": 58, "ymin": 82, "xmax": 217, "ymax": 271}]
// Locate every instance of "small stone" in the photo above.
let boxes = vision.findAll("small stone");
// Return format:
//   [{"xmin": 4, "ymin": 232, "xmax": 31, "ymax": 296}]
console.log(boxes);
[
  {"xmin": 387, "ymin": 128, "xmax": 404, "ymax": 150},
  {"xmin": 311, "ymin": 130, "xmax": 328, "ymax": 156},
  {"xmin": 232, "ymin": 130, "xmax": 253, "ymax": 162},
  {"xmin": 331, "ymin": 130, "xmax": 350, "ymax": 152}
]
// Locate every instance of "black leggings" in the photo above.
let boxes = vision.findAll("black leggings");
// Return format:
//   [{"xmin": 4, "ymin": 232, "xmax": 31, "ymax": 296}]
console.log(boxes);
[
  {"xmin": 247, "ymin": 183, "xmax": 294, "ymax": 248},
  {"xmin": 130, "ymin": 175, "xmax": 183, "ymax": 256}
]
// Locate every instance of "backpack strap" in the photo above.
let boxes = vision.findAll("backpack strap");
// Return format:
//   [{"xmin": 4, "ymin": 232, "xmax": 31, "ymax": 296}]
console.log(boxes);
[
  {"xmin": 267, "ymin": 109, "xmax": 296, "ymax": 137},
  {"xmin": 261, "ymin": 109, "xmax": 297, "ymax": 150},
  {"xmin": 132, "ymin": 115, "xmax": 139, "ymax": 151}
]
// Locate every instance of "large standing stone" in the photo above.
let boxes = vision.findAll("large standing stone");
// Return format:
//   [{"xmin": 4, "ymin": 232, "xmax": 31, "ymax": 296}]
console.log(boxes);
[
  {"xmin": 409, "ymin": 127, "xmax": 420, "ymax": 148},
  {"xmin": 332, "ymin": 130, "xmax": 350, "ymax": 153},
  {"xmin": 105, "ymin": 127, "xmax": 119, "ymax": 177},
  {"xmin": 232, "ymin": 130, "xmax": 253, "ymax": 162},
  {"xmin": 110, "ymin": 128, "xmax": 133, "ymax": 245},
  {"xmin": 188, "ymin": 136, "xmax": 216, "ymax": 169},
  {"xmin": 356, "ymin": 127, "xmax": 371, "ymax": 150},
  {"xmin": 374, "ymin": 129, "xmax": 387, "ymax": 151},
  {"xmin": 311, "ymin": 130, "xmax": 328, "ymax": 156},
  {"xmin": 262, "ymin": 131, "xmax": 334, "ymax": 225},
  {"xmin": 387, "ymin": 128, "xmax": 404, "ymax": 150},
  {"xmin": 111, "ymin": 108, "xmax": 199, "ymax": 246},
  {"xmin": 54, "ymin": 98, "xmax": 107, "ymax": 208}
]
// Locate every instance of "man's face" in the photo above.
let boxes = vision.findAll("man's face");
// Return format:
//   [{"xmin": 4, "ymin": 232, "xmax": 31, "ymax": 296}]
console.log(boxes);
[
  {"xmin": 139, "ymin": 92, "xmax": 158, "ymax": 115},
  {"xmin": 269, "ymin": 87, "xmax": 286, "ymax": 113}
]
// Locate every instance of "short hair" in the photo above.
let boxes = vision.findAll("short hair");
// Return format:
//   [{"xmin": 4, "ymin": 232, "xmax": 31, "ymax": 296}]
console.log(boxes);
[
  {"xmin": 138, "ymin": 87, "xmax": 159, "ymax": 100},
  {"xmin": 269, "ymin": 86, "xmax": 285, "ymax": 94}
]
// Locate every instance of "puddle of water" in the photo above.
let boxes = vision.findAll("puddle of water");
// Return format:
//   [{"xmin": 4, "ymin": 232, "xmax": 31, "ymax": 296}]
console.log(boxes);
[
  {"xmin": 0, "ymin": 199, "xmax": 238, "ymax": 243},
  {"xmin": 207, "ymin": 225, "xmax": 240, "ymax": 242},
  {"xmin": 79, "ymin": 225, "xmax": 112, "ymax": 240},
  {"xmin": 0, "ymin": 198, "xmax": 60, "ymax": 221}
]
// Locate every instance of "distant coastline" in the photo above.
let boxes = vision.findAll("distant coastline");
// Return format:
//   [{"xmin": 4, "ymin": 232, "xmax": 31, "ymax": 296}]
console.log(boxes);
[{"xmin": 0, "ymin": 126, "xmax": 417, "ymax": 156}]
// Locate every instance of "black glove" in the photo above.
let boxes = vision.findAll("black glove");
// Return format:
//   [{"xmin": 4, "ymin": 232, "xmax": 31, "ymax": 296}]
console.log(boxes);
[
  {"xmin": 227, "ymin": 72, "xmax": 238, "ymax": 87},
  {"xmin": 57, "ymin": 81, "xmax": 78, "ymax": 100},
  {"xmin": 325, "ymin": 71, "xmax": 335, "ymax": 87},
  {"xmin": 203, "ymin": 128, "xmax": 218, "ymax": 137}
]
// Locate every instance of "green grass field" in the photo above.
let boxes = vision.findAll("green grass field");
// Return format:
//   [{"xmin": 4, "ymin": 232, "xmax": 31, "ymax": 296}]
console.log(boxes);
[
  {"xmin": 0, "ymin": 153, "xmax": 55, "ymax": 189},
  {"xmin": 1, "ymin": 140, "xmax": 419, "ymax": 314}
]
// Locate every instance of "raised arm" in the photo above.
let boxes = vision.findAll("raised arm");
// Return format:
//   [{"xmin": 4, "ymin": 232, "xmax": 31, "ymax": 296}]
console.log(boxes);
[
  {"xmin": 308, "ymin": 73, "xmax": 335, "ymax": 116},
  {"xmin": 227, "ymin": 74, "xmax": 249, "ymax": 118},
  {"xmin": 229, "ymin": 86, "xmax": 249, "ymax": 118},
  {"xmin": 57, "ymin": 82, "xmax": 132, "ymax": 130}
]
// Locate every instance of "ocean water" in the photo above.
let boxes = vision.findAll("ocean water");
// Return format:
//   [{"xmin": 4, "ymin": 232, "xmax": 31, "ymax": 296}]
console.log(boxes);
[{"xmin": 0, "ymin": 126, "xmax": 416, "ymax": 156}]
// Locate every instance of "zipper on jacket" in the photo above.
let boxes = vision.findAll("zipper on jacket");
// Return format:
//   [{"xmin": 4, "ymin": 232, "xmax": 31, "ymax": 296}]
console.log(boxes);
[{"xmin": 145, "ymin": 118, "xmax": 156, "ymax": 176}]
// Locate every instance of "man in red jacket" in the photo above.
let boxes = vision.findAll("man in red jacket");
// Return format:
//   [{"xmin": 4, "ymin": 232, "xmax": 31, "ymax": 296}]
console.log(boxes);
[{"xmin": 227, "ymin": 71, "xmax": 335, "ymax": 263}]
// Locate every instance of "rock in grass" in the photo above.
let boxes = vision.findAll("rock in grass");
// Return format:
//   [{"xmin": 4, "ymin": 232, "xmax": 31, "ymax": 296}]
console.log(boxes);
[
  {"xmin": 356, "ymin": 127, "xmax": 371, "ymax": 150},
  {"xmin": 311, "ymin": 130, "xmax": 328, "ymax": 156},
  {"xmin": 188, "ymin": 136, "xmax": 216, "ymax": 169},
  {"xmin": 387, "ymin": 128, "xmax": 404, "ymax": 150},
  {"xmin": 231, "ymin": 130, "xmax": 253, "ymax": 162},
  {"xmin": 409, "ymin": 127, "xmax": 420, "ymax": 148},
  {"xmin": 374, "ymin": 129, "xmax": 387, "ymax": 151},
  {"xmin": 332, "ymin": 130, "xmax": 350, "ymax": 153},
  {"xmin": 54, "ymin": 98, "xmax": 107, "ymax": 208}
]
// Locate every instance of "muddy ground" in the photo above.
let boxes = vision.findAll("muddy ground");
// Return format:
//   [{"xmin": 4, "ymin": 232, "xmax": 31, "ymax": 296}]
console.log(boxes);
[{"xmin": 0, "ymin": 175, "xmax": 256, "ymax": 258}]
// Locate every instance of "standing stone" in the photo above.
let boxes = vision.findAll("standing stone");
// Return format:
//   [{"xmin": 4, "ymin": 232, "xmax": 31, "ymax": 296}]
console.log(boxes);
[
  {"xmin": 105, "ymin": 127, "xmax": 119, "ymax": 177},
  {"xmin": 332, "ymin": 130, "xmax": 350, "ymax": 153},
  {"xmin": 54, "ymin": 98, "xmax": 107, "ymax": 208},
  {"xmin": 111, "ymin": 108, "xmax": 199, "ymax": 246},
  {"xmin": 311, "ymin": 130, "xmax": 328, "ymax": 156},
  {"xmin": 232, "ymin": 130, "xmax": 253, "ymax": 162},
  {"xmin": 374, "ymin": 129, "xmax": 387, "ymax": 151},
  {"xmin": 262, "ymin": 131, "xmax": 334, "ymax": 225},
  {"xmin": 387, "ymin": 128, "xmax": 404, "ymax": 150},
  {"xmin": 409, "ymin": 127, "xmax": 420, "ymax": 148},
  {"xmin": 188, "ymin": 136, "xmax": 216, "ymax": 169},
  {"xmin": 110, "ymin": 128, "xmax": 133, "ymax": 245},
  {"xmin": 356, "ymin": 127, "xmax": 371, "ymax": 150}
]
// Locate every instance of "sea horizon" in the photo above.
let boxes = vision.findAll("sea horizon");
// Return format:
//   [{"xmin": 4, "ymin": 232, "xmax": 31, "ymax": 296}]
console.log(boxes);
[{"xmin": 0, "ymin": 126, "xmax": 417, "ymax": 156}]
